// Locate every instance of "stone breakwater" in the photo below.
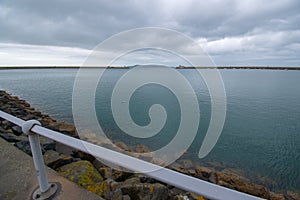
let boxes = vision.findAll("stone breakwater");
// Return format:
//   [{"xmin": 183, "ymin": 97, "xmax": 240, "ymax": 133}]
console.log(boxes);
[{"xmin": 0, "ymin": 90, "xmax": 299, "ymax": 200}]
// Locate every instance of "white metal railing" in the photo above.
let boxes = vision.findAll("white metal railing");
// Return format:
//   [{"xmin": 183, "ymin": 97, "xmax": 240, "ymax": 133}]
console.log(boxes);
[{"xmin": 0, "ymin": 110, "xmax": 263, "ymax": 200}]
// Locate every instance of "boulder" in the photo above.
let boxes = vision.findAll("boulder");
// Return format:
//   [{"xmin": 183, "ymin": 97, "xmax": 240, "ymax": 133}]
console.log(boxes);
[
  {"xmin": 168, "ymin": 187, "xmax": 186, "ymax": 199},
  {"xmin": 112, "ymin": 169, "xmax": 132, "ymax": 182},
  {"xmin": 269, "ymin": 192, "xmax": 285, "ymax": 200},
  {"xmin": 72, "ymin": 150, "xmax": 95, "ymax": 162},
  {"xmin": 1, "ymin": 120, "xmax": 13, "ymax": 130},
  {"xmin": 286, "ymin": 190, "xmax": 300, "ymax": 200},
  {"xmin": 22, "ymin": 114, "xmax": 37, "ymax": 121},
  {"xmin": 42, "ymin": 142, "xmax": 56, "ymax": 151},
  {"xmin": 56, "ymin": 122, "xmax": 78, "ymax": 137},
  {"xmin": 214, "ymin": 171, "xmax": 270, "ymax": 199},
  {"xmin": 195, "ymin": 166, "xmax": 212, "ymax": 181},
  {"xmin": 55, "ymin": 141, "xmax": 76, "ymax": 156},
  {"xmin": 138, "ymin": 152, "xmax": 154, "ymax": 162},
  {"xmin": 0, "ymin": 133, "xmax": 20, "ymax": 143},
  {"xmin": 173, "ymin": 166, "xmax": 190, "ymax": 175},
  {"xmin": 98, "ymin": 167, "xmax": 113, "ymax": 179},
  {"xmin": 188, "ymin": 169, "xmax": 196, "ymax": 176},
  {"xmin": 14, "ymin": 140, "xmax": 32, "ymax": 155},
  {"xmin": 151, "ymin": 157, "xmax": 166, "ymax": 166},
  {"xmin": 115, "ymin": 141, "xmax": 130, "ymax": 151},
  {"xmin": 138, "ymin": 175, "xmax": 156, "ymax": 184},
  {"xmin": 98, "ymin": 179, "xmax": 123, "ymax": 200},
  {"xmin": 97, "ymin": 166, "xmax": 132, "ymax": 182},
  {"xmin": 39, "ymin": 137, "xmax": 56, "ymax": 151},
  {"xmin": 135, "ymin": 144, "xmax": 150, "ymax": 153},
  {"xmin": 11, "ymin": 125, "xmax": 22, "ymax": 136},
  {"xmin": 179, "ymin": 159, "xmax": 194, "ymax": 169},
  {"xmin": 92, "ymin": 159, "xmax": 105, "ymax": 170},
  {"xmin": 14, "ymin": 139, "xmax": 46, "ymax": 155},
  {"xmin": 57, "ymin": 122, "xmax": 75, "ymax": 132},
  {"xmin": 121, "ymin": 177, "xmax": 168, "ymax": 200},
  {"xmin": 58, "ymin": 161, "xmax": 103, "ymax": 189},
  {"xmin": 43, "ymin": 150, "xmax": 76, "ymax": 169}
]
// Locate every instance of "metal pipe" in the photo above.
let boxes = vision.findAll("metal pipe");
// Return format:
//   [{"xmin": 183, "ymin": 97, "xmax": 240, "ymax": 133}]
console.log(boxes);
[
  {"xmin": 21, "ymin": 119, "xmax": 50, "ymax": 193},
  {"xmin": 28, "ymin": 133, "xmax": 50, "ymax": 193}
]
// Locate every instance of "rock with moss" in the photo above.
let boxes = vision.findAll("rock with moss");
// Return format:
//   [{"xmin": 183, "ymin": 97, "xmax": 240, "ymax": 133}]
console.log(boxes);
[{"xmin": 58, "ymin": 160, "xmax": 103, "ymax": 193}]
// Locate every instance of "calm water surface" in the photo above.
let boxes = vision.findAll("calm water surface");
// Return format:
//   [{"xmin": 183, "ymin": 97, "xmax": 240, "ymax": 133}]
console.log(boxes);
[{"xmin": 0, "ymin": 68, "xmax": 299, "ymax": 192}]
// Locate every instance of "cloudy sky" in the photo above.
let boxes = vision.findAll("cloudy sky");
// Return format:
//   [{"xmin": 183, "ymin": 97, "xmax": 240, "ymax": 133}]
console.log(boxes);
[{"xmin": 0, "ymin": 0, "xmax": 299, "ymax": 66}]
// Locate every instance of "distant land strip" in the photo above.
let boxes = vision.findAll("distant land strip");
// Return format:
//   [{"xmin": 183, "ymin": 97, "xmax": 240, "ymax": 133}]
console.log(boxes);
[{"xmin": 0, "ymin": 66, "xmax": 300, "ymax": 70}]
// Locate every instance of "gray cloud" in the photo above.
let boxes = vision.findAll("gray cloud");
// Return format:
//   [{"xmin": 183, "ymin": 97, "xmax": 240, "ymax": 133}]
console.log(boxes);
[{"xmin": 0, "ymin": 0, "xmax": 299, "ymax": 66}]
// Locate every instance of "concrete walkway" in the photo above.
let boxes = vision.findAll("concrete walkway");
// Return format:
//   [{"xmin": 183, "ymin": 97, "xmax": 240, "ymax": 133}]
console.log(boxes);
[{"xmin": 0, "ymin": 137, "xmax": 103, "ymax": 200}]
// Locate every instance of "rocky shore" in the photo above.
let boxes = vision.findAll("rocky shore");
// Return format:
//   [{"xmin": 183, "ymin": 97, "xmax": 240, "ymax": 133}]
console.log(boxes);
[{"xmin": 0, "ymin": 90, "xmax": 299, "ymax": 200}]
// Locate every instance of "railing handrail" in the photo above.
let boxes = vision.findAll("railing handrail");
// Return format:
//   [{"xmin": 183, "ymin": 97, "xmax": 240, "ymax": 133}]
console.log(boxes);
[{"xmin": 0, "ymin": 110, "xmax": 262, "ymax": 200}]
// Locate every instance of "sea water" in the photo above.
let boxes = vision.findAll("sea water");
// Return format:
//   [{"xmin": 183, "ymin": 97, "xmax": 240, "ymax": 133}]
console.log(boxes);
[{"xmin": 0, "ymin": 68, "xmax": 299, "ymax": 192}]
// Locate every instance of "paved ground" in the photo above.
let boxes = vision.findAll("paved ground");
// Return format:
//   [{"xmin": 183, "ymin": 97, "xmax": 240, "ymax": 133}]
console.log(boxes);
[{"xmin": 0, "ymin": 137, "xmax": 103, "ymax": 200}]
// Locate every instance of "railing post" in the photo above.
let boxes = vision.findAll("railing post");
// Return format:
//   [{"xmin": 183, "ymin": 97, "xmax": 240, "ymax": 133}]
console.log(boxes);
[
  {"xmin": 22, "ymin": 120, "xmax": 58, "ymax": 199},
  {"xmin": 29, "ymin": 134, "xmax": 49, "ymax": 192},
  {"xmin": 22, "ymin": 120, "xmax": 49, "ymax": 192}
]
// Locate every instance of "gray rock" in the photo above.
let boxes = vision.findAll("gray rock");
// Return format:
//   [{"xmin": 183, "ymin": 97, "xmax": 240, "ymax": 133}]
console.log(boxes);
[
  {"xmin": 72, "ymin": 150, "xmax": 95, "ymax": 162},
  {"xmin": 2, "ymin": 120, "xmax": 13, "ymax": 130},
  {"xmin": 14, "ymin": 140, "xmax": 32, "ymax": 155},
  {"xmin": 23, "ymin": 114, "xmax": 37, "ymax": 121},
  {"xmin": 0, "ymin": 126, "xmax": 7, "ymax": 133},
  {"xmin": 11, "ymin": 125, "xmax": 22, "ymax": 136},
  {"xmin": 42, "ymin": 141, "xmax": 56, "ymax": 151},
  {"xmin": 14, "ymin": 140, "xmax": 45, "ymax": 155},
  {"xmin": 43, "ymin": 150, "xmax": 76, "ymax": 169},
  {"xmin": 0, "ymin": 133, "xmax": 20, "ymax": 143},
  {"xmin": 92, "ymin": 159, "xmax": 105, "ymax": 170},
  {"xmin": 100, "ymin": 179, "xmax": 123, "ymax": 200},
  {"xmin": 121, "ymin": 177, "xmax": 168, "ymax": 200}
]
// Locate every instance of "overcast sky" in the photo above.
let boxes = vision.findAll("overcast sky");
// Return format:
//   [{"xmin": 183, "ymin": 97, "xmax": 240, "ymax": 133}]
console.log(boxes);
[{"xmin": 0, "ymin": 0, "xmax": 299, "ymax": 66}]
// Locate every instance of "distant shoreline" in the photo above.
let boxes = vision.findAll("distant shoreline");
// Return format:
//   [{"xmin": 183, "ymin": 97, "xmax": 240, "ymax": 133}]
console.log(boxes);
[{"xmin": 0, "ymin": 66, "xmax": 300, "ymax": 70}]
